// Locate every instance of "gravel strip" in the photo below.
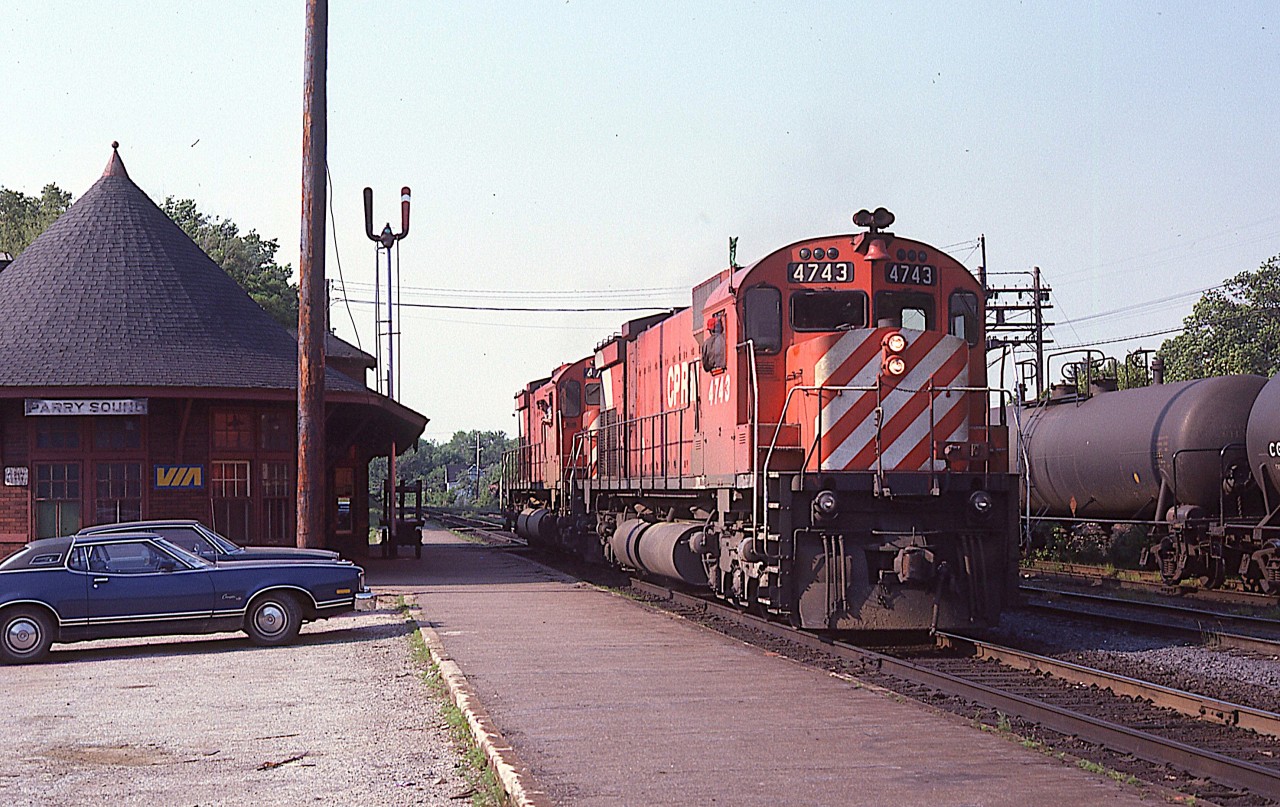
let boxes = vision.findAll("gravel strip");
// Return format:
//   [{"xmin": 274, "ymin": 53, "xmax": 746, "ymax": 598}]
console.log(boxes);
[{"xmin": 0, "ymin": 602, "xmax": 471, "ymax": 806}]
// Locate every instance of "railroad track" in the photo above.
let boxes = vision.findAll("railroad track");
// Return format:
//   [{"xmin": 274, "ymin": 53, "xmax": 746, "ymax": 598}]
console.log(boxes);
[
  {"xmin": 1024, "ymin": 561, "xmax": 1279, "ymax": 608},
  {"xmin": 631, "ymin": 577, "xmax": 1280, "ymax": 803},
  {"xmin": 1020, "ymin": 583, "xmax": 1280, "ymax": 656},
  {"xmin": 425, "ymin": 508, "xmax": 525, "ymax": 546}
]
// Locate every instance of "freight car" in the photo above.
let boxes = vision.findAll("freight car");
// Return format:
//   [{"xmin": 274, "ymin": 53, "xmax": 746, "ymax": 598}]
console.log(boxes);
[
  {"xmin": 502, "ymin": 209, "xmax": 1021, "ymax": 632},
  {"xmin": 1014, "ymin": 371, "xmax": 1280, "ymax": 593}
]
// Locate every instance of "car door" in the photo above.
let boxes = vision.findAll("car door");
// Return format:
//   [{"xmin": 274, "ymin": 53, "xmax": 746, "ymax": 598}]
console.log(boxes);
[{"xmin": 85, "ymin": 540, "xmax": 215, "ymax": 635}]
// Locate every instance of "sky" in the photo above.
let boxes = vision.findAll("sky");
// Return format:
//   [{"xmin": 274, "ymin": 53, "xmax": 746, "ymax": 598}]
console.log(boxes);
[{"xmin": 4, "ymin": 2, "xmax": 1279, "ymax": 440}]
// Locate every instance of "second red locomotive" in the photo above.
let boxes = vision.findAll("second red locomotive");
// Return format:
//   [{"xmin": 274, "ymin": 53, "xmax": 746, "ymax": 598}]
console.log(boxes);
[{"xmin": 503, "ymin": 209, "xmax": 1019, "ymax": 631}]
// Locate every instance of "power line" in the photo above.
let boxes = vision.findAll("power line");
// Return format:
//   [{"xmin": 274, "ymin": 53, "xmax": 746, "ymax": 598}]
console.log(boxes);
[{"xmin": 341, "ymin": 297, "xmax": 677, "ymax": 313}]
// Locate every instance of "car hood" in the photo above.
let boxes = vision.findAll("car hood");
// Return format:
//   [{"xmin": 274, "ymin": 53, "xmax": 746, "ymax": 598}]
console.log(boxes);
[{"xmin": 226, "ymin": 546, "xmax": 343, "ymax": 562}]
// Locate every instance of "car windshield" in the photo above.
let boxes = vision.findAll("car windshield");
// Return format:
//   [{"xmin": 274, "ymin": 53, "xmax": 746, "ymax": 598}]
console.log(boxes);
[
  {"xmin": 152, "ymin": 537, "xmax": 213, "ymax": 569},
  {"xmin": 197, "ymin": 525, "xmax": 242, "ymax": 554}
]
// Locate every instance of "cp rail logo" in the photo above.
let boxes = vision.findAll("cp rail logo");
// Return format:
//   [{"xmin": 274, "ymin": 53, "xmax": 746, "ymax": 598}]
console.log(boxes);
[{"xmin": 154, "ymin": 465, "xmax": 204, "ymax": 490}]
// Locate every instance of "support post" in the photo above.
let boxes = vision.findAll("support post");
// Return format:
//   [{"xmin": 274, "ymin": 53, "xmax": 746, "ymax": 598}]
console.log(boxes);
[{"xmin": 297, "ymin": 0, "xmax": 328, "ymax": 549}]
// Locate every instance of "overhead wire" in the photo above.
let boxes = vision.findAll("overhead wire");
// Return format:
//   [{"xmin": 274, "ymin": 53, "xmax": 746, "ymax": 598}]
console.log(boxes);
[{"xmin": 324, "ymin": 163, "xmax": 361, "ymax": 351}]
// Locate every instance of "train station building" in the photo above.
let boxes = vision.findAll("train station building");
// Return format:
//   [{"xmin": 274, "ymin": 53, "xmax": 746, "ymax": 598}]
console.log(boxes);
[{"xmin": 0, "ymin": 145, "xmax": 425, "ymax": 558}]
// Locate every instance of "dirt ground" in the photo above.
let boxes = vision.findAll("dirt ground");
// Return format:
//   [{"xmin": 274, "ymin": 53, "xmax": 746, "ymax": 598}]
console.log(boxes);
[{"xmin": 0, "ymin": 600, "xmax": 471, "ymax": 806}]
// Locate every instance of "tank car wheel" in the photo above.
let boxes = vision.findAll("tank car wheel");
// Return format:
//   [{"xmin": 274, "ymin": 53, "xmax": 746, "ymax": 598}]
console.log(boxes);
[
  {"xmin": 0, "ymin": 606, "xmax": 54, "ymax": 665},
  {"xmin": 245, "ymin": 592, "xmax": 303, "ymax": 647}
]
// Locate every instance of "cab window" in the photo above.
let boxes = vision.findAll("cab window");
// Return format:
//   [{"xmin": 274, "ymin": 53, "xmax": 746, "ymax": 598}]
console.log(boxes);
[
  {"xmin": 874, "ymin": 291, "xmax": 934, "ymax": 331},
  {"xmin": 560, "ymin": 380, "xmax": 582, "ymax": 418},
  {"xmin": 948, "ymin": 291, "xmax": 980, "ymax": 346},
  {"xmin": 791, "ymin": 291, "xmax": 868, "ymax": 332},
  {"xmin": 584, "ymin": 382, "xmax": 601, "ymax": 407},
  {"xmin": 743, "ymin": 286, "xmax": 782, "ymax": 354}
]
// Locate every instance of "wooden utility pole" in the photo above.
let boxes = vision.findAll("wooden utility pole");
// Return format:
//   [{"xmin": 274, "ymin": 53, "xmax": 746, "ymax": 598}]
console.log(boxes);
[{"xmin": 297, "ymin": 0, "xmax": 328, "ymax": 548}]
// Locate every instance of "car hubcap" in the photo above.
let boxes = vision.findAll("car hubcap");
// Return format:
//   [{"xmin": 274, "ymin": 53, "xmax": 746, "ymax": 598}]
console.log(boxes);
[
  {"xmin": 255, "ymin": 603, "xmax": 286, "ymax": 636},
  {"xmin": 7, "ymin": 618, "xmax": 40, "ymax": 653}
]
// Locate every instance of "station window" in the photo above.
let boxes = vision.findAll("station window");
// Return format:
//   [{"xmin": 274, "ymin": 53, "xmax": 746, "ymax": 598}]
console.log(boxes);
[
  {"xmin": 35, "ymin": 462, "xmax": 81, "ymax": 538},
  {"xmin": 212, "ymin": 411, "xmax": 253, "ymax": 451},
  {"xmin": 874, "ymin": 291, "xmax": 934, "ymax": 331},
  {"xmin": 94, "ymin": 417, "xmax": 142, "ymax": 451},
  {"xmin": 211, "ymin": 460, "xmax": 251, "ymax": 542},
  {"xmin": 560, "ymin": 380, "xmax": 582, "ymax": 418},
  {"xmin": 791, "ymin": 290, "xmax": 868, "ymax": 332},
  {"xmin": 35, "ymin": 418, "xmax": 81, "ymax": 451},
  {"xmin": 94, "ymin": 462, "xmax": 142, "ymax": 524},
  {"xmin": 743, "ymin": 286, "xmax": 782, "ymax": 354},
  {"xmin": 261, "ymin": 461, "xmax": 291, "ymax": 544},
  {"xmin": 259, "ymin": 412, "xmax": 293, "ymax": 452},
  {"xmin": 948, "ymin": 291, "xmax": 980, "ymax": 346}
]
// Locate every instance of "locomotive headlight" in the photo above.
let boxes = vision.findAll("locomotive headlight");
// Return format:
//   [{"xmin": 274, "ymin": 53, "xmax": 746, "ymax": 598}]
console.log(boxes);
[
  {"xmin": 885, "ymin": 356, "xmax": 907, "ymax": 376},
  {"xmin": 885, "ymin": 333, "xmax": 907, "ymax": 353},
  {"xmin": 969, "ymin": 490, "xmax": 994, "ymax": 518},
  {"xmin": 813, "ymin": 489, "xmax": 839, "ymax": 522}
]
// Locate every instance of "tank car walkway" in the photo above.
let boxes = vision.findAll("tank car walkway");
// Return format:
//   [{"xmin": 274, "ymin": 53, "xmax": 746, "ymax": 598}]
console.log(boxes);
[{"xmin": 365, "ymin": 526, "xmax": 1156, "ymax": 806}]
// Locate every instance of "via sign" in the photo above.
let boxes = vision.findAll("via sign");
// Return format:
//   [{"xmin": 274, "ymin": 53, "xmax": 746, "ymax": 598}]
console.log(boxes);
[{"xmin": 154, "ymin": 465, "xmax": 204, "ymax": 490}]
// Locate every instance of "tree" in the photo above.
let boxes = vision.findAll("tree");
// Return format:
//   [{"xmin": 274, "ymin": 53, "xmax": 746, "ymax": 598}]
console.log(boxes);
[
  {"xmin": 369, "ymin": 430, "xmax": 515, "ymax": 518},
  {"xmin": 161, "ymin": 197, "xmax": 299, "ymax": 327},
  {"xmin": 1159, "ymin": 255, "xmax": 1280, "ymax": 381},
  {"xmin": 0, "ymin": 183, "xmax": 72, "ymax": 257}
]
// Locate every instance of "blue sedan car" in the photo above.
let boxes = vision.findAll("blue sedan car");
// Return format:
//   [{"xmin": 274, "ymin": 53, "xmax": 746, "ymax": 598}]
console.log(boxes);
[{"xmin": 0, "ymin": 532, "xmax": 369, "ymax": 664}]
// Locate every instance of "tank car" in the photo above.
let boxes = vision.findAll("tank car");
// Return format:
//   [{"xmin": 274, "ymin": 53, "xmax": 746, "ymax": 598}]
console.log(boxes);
[
  {"xmin": 1014, "ymin": 374, "xmax": 1267, "ymax": 587},
  {"xmin": 1236, "ymin": 373, "xmax": 1280, "ymax": 592},
  {"xmin": 504, "ymin": 209, "xmax": 1020, "ymax": 632}
]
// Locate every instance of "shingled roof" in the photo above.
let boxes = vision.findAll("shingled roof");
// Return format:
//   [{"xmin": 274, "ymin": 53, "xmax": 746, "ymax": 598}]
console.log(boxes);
[{"xmin": 0, "ymin": 144, "xmax": 364, "ymax": 393}]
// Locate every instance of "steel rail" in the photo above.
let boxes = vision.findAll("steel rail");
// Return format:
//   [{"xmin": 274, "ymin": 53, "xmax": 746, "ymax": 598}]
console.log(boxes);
[
  {"xmin": 1022, "ymin": 583, "xmax": 1280, "ymax": 629},
  {"xmin": 630, "ymin": 578, "xmax": 1280, "ymax": 801},
  {"xmin": 934, "ymin": 631, "xmax": 1280, "ymax": 738},
  {"xmin": 1021, "ymin": 587, "xmax": 1280, "ymax": 656}
]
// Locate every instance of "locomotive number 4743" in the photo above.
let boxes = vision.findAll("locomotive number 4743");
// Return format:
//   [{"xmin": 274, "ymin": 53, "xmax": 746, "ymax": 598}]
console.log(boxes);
[{"xmin": 788, "ymin": 262, "xmax": 852, "ymax": 283}]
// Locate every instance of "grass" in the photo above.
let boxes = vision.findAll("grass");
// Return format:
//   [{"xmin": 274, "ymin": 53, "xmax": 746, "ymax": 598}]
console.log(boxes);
[{"xmin": 401, "ymin": 599, "xmax": 507, "ymax": 807}]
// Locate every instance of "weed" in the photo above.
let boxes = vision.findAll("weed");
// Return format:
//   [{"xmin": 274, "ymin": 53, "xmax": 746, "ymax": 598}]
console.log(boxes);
[{"xmin": 402, "ymin": 605, "xmax": 506, "ymax": 807}]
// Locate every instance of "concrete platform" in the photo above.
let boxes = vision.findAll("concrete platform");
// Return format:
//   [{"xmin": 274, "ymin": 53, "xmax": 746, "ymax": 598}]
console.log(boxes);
[{"xmin": 366, "ymin": 526, "xmax": 1158, "ymax": 806}]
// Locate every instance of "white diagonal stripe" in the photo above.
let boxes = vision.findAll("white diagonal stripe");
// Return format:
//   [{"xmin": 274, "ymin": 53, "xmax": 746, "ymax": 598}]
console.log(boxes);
[
  {"xmin": 821, "ymin": 334, "xmax": 967, "ymax": 470},
  {"xmin": 813, "ymin": 330, "xmax": 874, "ymax": 387},
  {"xmin": 879, "ymin": 367, "xmax": 970, "ymax": 469}
]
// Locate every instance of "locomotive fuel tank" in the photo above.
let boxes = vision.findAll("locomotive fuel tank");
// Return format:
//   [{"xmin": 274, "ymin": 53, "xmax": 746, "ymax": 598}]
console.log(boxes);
[
  {"xmin": 516, "ymin": 507, "xmax": 558, "ymax": 545},
  {"xmin": 1246, "ymin": 373, "xmax": 1280, "ymax": 500},
  {"xmin": 609, "ymin": 519, "xmax": 709, "ymax": 586},
  {"xmin": 1015, "ymin": 375, "xmax": 1266, "ymax": 519}
]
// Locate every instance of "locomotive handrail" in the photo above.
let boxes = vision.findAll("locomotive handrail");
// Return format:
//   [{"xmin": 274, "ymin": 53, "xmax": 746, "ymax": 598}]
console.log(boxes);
[
  {"xmin": 756, "ymin": 382, "xmax": 1015, "ymax": 557},
  {"xmin": 571, "ymin": 403, "xmax": 693, "ymax": 488}
]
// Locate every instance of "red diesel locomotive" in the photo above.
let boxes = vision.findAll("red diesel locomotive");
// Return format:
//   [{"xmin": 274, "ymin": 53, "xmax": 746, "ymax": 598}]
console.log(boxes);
[{"xmin": 503, "ymin": 209, "xmax": 1019, "ymax": 631}]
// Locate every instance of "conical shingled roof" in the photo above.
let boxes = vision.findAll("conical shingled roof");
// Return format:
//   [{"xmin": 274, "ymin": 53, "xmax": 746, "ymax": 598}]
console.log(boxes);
[{"xmin": 0, "ymin": 145, "xmax": 363, "ymax": 393}]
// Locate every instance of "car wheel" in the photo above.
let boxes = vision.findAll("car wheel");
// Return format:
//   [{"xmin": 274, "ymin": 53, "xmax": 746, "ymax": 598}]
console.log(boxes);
[
  {"xmin": 245, "ymin": 592, "xmax": 302, "ymax": 647},
  {"xmin": 0, "ymin": 606, "xmax": 54, "ymax": 664}
]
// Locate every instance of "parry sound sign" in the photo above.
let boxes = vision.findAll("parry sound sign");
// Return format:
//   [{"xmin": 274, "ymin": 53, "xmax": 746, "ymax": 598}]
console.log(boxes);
[{"xmin": 25, "ymin": 398, "xmax": 149, "ymax": 416}]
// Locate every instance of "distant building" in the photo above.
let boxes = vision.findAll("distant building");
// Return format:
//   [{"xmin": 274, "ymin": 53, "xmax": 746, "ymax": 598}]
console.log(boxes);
[{"xmin": 0, "ymin": 145, "xmax": 426, "ymax": 557}]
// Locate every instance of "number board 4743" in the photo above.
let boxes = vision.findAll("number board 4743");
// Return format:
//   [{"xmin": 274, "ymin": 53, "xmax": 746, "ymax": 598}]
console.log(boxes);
[
  {"xmin": 884, "ymin": 263, "xmax": 935, "ymax": 286},
  {"xmin": 788, "ymin": 262, "xmax": 853, "ymax": 283}
]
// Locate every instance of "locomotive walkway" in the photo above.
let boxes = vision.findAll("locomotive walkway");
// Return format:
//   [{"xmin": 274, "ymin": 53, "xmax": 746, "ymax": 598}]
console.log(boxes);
[{"xmin": 365, "ymin": 526, "xmax": 1156, "ymax": 806}]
